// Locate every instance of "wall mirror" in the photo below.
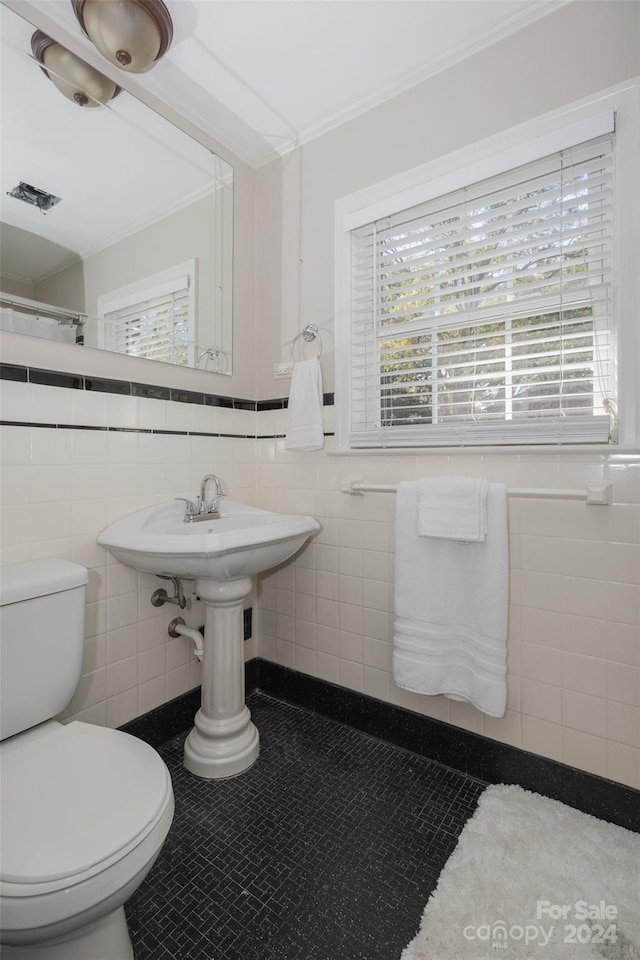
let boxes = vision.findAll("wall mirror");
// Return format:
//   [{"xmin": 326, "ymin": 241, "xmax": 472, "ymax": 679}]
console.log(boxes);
[{"xmin": 0, "ymin": 3, "xmax": 234, "ymax": 374}]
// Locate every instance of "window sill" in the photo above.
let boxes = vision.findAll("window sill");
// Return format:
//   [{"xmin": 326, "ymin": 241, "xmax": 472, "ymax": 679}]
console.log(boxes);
[{"xmin": 328, "ymin": 444, "xmax": 640, "ymax": 458}]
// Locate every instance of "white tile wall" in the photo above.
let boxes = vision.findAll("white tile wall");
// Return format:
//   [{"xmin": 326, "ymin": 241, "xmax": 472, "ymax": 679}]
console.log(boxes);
[
  {"xmin": 0, "ymin": 381, "xmax": 257, "ymax": 730},
  {"xmin": 255, "ymin": 434, "xmax": 640, "ymax": 791},
  {"xmin": 2, "ymin": 382, "xmax": 638, "ymax": 790}
]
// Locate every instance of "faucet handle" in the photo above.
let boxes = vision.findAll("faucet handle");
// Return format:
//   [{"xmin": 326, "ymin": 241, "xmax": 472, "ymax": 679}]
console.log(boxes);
[
  {"xmin": 174, "ymin": 497, "xmax": 198, "ymax": 521},
  {"xmin": 204, "ymin": 493, "xmax": 224, "ymax": 514}
]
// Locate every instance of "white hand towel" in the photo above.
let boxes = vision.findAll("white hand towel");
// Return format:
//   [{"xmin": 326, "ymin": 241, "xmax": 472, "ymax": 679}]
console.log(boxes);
[
  {"xmin": 284, "ymin": 357, "xmax": 324, "ymax": 452},
  {"xmin": 393, "ymin": 480, "xmax": 509, "ymax": 717},
  {"xmin": 418, "ymin": 476, "xmax": 490, "ymax": 541}
]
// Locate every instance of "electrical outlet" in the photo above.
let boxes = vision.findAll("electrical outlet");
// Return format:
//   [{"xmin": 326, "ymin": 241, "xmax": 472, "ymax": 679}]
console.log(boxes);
[{"xmin": 273, "ymin": 361, "xmax": 293, "ymax": 379}]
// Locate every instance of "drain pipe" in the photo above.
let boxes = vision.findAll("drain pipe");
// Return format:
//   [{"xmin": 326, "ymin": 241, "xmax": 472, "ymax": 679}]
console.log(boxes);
[{"xmin": 168, "ymin": 617, "xmax": 204, "ymax": 662}]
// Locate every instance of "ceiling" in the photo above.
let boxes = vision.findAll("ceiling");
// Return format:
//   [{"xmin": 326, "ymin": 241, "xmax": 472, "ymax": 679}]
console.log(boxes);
[{"xmin": 7, "ymin": 0, "xmax": 569, "ymax": 169}]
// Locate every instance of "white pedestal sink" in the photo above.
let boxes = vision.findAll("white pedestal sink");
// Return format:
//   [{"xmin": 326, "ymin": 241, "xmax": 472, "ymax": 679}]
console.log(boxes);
[{"xmin": 98, "ymin": 499, "xmax": 319, "ymax": 778}]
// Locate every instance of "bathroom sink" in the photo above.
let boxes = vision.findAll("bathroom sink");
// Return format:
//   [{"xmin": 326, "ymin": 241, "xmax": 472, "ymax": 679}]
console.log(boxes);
[{"xmin": 97, "ymin": 499, "xmax": 320, "ymax": 580}]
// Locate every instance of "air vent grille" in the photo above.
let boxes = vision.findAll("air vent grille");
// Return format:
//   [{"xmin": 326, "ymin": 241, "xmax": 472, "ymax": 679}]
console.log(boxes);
[{"xmin": 7, "ymin": 182, "xmax": 61, "ymax": 213}]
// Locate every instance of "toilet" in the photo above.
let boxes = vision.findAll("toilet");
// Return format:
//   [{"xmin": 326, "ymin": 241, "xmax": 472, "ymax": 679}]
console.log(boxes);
[{"xmin": 0, "ymin": 559, "xmax": 174, "ymax": 960}]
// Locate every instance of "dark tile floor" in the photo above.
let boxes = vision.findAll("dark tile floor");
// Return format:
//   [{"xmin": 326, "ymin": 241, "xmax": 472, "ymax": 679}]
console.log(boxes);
[{"xmin": 126, "ymin": 693, "xmax": 487, "ymax": 960}]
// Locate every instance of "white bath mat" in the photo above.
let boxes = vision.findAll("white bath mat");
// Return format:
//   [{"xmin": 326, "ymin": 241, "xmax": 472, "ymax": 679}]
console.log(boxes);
[{"xmin": 401, "ymin": 784, "xmax": 640, "ymax": 959}]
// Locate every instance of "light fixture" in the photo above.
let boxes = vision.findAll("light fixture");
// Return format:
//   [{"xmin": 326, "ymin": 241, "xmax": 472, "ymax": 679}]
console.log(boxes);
[
  {"xmin": 71, "ymin": 0, "xmax": 173, "ymax": 73},
  {"xmin": 31, "ymin": 31, "xmax": 120, "ymax": 107}
]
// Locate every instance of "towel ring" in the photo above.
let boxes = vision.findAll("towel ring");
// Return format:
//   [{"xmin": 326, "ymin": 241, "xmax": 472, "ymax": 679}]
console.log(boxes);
[
  {"xmin": 290, "ymin": 324, "xmax": 322, "ymax": 363},
  {"xmin": 197, "ymin": 346, "xmax": 227, "ymax": 373}
]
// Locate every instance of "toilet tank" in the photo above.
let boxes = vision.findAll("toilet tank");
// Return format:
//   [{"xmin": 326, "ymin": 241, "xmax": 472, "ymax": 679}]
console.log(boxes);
[{"xmin": 0, "ymin": 559, "xmax": 89, "ymax": 741}]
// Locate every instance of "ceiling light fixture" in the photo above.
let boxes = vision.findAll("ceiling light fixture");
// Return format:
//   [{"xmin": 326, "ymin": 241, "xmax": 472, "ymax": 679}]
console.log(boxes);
[
  {"xmin": 71, "ymin": 0, "xmax": 173, "ymax": 73},
  {"xmin": 31, "ymin": 30, "xmax": 120, "ymax": 107}
]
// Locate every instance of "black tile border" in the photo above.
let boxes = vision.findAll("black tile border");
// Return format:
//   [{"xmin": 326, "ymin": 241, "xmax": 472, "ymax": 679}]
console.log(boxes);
[
  {"xmin": 29, "ymin": 368, "xmax": 84, "ymax": 390},
  {"xmin": 0, "ymin": 422, "xmax": 324, "ymax": 443},
  {"xmin": 0, "ymin": 362, "xmax": 334, "ymax": 413},
  {"xmin": 0, "ymin": 420, "xmax": 257, "ymax": 440},
  {"xmin": 85, "ymin": 376, "xmax": 132, "ymax": 395},
  {"xmin": 0, "ymin": 362, "xmax": 334, "ymax": 440},
  {"xmin": 0, "ymin": 363, "xmax": 28, "ymax": 382},
  {"xmin": 120, "ymin": 659, "xmax": 257, "ymax": 748},
  {"xmin": 131, "ymin": 383, "xmax": 171, "ymax": 401},
  {"xmin": 124, "ymin": 658, "xmax": 640, "ymax": 833},
  {"xmin": 122, "ymin": 687, "xmax": 203, "ymax": 748},
  {"xmin": 255, "ymin": 661, "xmax": 640, "ymax": 833}
]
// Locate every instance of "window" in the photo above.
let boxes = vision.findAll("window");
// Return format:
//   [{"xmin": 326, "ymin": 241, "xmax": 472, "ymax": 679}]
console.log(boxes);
[
  {"xmin": 336, "ymin": 82, "xmax": 640, "ymax": 450},
  {"xmin": 98, "ymin": 262, "xmax": 196, "ymax": 366}
]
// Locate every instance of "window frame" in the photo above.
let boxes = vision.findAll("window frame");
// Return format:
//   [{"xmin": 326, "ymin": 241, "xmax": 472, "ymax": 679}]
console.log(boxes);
[
  {"xmin": 97, "ymin": 260, "xmax": 196, "ymax": 366},
  {"xmin": 335, "ymin": 79, "xmax": 640, "ymax": 452}
]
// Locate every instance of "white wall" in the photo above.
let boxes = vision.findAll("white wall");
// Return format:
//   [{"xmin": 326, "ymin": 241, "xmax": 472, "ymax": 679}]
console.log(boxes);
[
  {"xmin": 0, "ymin": 275, "xmax": 33, "ymax": 298},
  {"xmin": 0, "ymin": 1, "xmax": 638, "ymax": 790},
  {"xmin": 252, "ymin": 0, "xmax": 640, "ymax": 791},
  {"xmin": 35, "ymin": 259, "xmax": 85, "ymax": 314},
  {"xmin": 82, "ymin": 194, "xmax": 219, "ymax": 354},
  {"xmin": 257, "ymin": 0, "xmax": 640, "ymax": 398}
]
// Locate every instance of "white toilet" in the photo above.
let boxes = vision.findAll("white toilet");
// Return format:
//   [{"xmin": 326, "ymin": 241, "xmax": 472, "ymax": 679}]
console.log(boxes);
[{"xmin": 0, "ymin": 559, "xmax": 175, "ymax": 960}]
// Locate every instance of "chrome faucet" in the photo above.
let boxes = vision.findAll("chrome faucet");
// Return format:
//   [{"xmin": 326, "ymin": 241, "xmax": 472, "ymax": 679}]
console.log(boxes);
[
  {"xmin": 200, "ymin": 473, "xmax": 223, "ymax": 514},
  {"xmin": 175, "ymin": 474, "xmax": 224, "ymax": 522}
]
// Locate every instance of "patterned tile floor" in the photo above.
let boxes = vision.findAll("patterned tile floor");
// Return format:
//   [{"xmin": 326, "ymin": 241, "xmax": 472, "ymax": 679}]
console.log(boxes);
[{"xmin": 126, "ymin": 693, "xmax": 486, "ymax": 960}]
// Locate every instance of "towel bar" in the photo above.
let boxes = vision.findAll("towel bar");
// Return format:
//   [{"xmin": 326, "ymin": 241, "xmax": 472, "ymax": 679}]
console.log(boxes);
[{"xmin": 340, "ymin": 480, "xmax": 612, "ymax": 505}]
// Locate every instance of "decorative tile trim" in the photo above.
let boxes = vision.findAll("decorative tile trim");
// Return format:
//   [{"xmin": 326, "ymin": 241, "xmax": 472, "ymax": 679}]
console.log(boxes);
[
  {"xmin": 29, "ymin": 368, "xmax": 84, "ymax": 389},
  {"xmin": 131, "ymin": 383, "xmax": 171, "ymax": 401},
  {"xmin": 0, "ymin": 421, "xmax": 257, "ymax": 439},
  {"xmin": 0, "ymin": 363, "xmax": 28, "ymax": 382},
  {"xmin": 0, "ymin": 362, "xmax": 335, "ymax": 411},
  {"xmin": 85, "ymin": 376, "xmax": 132, "ymax": 395},
  {"xmin": 0, "ymin": 362, "xmax": 335, "ymax": 439},
  {"xmin": 127, "ymin": 659, "xmax": 640, "ymax": 833}
]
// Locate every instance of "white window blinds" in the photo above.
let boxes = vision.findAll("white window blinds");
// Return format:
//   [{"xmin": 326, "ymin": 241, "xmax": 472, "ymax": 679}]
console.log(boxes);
[
  {"xmin": 349, "ymin": 131, "xmax": 615, "ymax": 447},
  {"xmin": 103, "ymin": 276, "xmax": 192, "ymax": 365}
]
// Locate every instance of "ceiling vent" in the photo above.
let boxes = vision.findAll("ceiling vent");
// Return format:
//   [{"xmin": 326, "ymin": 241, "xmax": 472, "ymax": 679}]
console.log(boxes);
[{"xmin": 7, "ymin": 182, "xmax": 61, "ymax": 213}]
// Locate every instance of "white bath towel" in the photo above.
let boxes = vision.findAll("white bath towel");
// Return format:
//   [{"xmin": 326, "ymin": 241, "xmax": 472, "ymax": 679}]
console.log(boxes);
[
  {"xmin": 284, "ymin": 357, "xmax": 324, "ymax": 451},
  {"xmin": 393, "ymin": 480, "xmax": 508, "ymax": 717},
  {"xmin": 418, "ymin": 476, "xmax": 490, "ymax": 541}
]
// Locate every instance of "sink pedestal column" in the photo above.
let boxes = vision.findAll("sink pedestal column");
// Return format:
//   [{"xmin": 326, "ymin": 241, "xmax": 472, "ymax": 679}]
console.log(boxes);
[{"xmin": 184, "ymin": 576, "xmax": 259, "ymax": 779}]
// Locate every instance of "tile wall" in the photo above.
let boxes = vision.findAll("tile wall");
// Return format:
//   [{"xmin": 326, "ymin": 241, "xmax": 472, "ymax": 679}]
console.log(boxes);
[
  {"xmin": 1, "ymin": 376, "xmax": 638, "ymax": 791},
  {"xmin": 0, "ymin": 373, "xmax": 258, "ymax": 729},
  {"xmin": 255, "ymin": 411, "xmax": 640, "ymax": 791}
]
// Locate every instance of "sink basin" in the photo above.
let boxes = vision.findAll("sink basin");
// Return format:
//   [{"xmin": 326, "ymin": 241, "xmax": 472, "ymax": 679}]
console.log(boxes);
[{"xmin": 97, "ymin": 499, "xmax": 320, "ymax": 580}]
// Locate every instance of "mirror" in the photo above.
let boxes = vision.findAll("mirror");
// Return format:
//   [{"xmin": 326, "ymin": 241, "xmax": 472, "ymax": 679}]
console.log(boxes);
[{"xmin": 0, "ymin": 4, "xmax": 233, "ymax": 374}]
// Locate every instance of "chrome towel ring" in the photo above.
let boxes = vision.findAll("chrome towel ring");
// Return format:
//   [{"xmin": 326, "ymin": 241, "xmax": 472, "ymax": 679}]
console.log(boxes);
[{"xmin": 290, "ymin": 324, "xmax": 322, "ymax": 362}]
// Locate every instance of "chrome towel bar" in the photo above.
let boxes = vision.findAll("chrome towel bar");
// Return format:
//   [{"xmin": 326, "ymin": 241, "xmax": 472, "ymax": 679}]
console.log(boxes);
[{"xmin": 340, "ymin": 480, "xmax": 612, "ymax": 505}]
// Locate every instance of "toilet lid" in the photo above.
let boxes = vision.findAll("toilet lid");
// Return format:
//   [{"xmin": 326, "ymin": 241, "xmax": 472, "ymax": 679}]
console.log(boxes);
[{"xmin": 0, "ymin": 722, "xmax": 171, "ymax": 885}]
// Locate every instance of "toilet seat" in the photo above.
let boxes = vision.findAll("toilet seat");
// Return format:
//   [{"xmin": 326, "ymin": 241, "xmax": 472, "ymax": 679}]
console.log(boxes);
[
  {"xmin": 0, "ymin": 721, "xmax": 174, "ymax": 937},
  {"xmin": 1, "ymin": 721, "xmax": 170, "ymax": 888}
]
